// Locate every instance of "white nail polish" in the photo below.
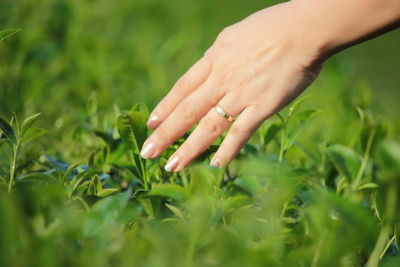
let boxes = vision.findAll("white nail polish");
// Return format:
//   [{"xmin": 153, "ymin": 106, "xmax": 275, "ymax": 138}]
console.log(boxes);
[
  {"xmin": 140, "ymin": 143, "xmax": 155, "ymax": 159},
  {"xmin": 147, "ymin": 114, "xmax": 159, "ymax": 127},
  {"xmin": 165, "ymin": 156, "xmax": 179, "ymax": 172}
]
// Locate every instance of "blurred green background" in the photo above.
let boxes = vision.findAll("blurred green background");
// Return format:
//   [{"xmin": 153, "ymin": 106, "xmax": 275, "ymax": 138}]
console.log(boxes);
[
  {"xmin": 0, "ymin": 0, "xmax": 399, "ymax": 169},
  {"xmin": 1, "ymin": 0, "xmax": 399, "ymax": 120}
]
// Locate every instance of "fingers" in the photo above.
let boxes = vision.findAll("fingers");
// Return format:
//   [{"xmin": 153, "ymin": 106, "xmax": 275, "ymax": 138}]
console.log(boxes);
[
  {"xmin": 140, "ymin": 78, "xmax": 223, "ymax": 159},
  {"xmin": 163, "ymin": 93, "xmax": 245, "ymax": 172},
  {"xmin": 147, "ymin": 56, "xmax": 212, "ymax": 129},
  {"xmin": 210, "ymin": 106, "xmax": 267, "ymax": 167}
]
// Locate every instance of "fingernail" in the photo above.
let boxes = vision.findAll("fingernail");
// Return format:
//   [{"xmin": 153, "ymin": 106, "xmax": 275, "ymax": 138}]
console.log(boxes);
[
  {"xmin": 210, "ymin": 158, "xmax": 221, "ymax": 168},
  {"xmin": 165, "ymin": 156, "xmax": 179, "ymax": 172},
  {"xmin": 147, "ymin": 114, "xmax": 160, "ymax": 129},
  {"xmin": 140, "ymin": 142, "xmax": 155, "ymax": 159}
]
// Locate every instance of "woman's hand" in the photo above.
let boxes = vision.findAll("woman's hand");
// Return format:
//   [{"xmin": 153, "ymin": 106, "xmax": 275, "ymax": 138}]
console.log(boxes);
[
  {"xmin": 138, "ymin": 0, "xmax": 399, "ymax": 172},
  {"xmin": 139, "ymin": 2, "xmax": 324, "ymax": 172}
]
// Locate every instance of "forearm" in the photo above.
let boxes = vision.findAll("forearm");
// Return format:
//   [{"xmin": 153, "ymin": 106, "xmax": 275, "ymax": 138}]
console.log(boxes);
[{"xmin": 291, "ymin": 0, "xmax": 400, "ymax": 61}]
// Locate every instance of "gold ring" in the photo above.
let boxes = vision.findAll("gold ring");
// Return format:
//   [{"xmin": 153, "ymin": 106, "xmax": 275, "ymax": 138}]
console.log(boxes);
[{"xmin": 215, "ymin": 105, "xmax": 235, "ymax": 122}]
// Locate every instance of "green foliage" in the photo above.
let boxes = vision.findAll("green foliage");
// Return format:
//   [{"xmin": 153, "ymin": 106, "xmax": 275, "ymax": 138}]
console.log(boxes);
[
  {"xmin": 0, "ymin": 116, "xmax": 17, "ymax": 144},
  {"xmin": 0, "ymin": 29, "xmax": 20, "ymax": 42},
  {"xmin": 1, "ymin": 101, "xmax": 399, "ymax": 267},
  {"xmin": 117, "ymin": 110, "xmax": 148, "ymax": 154},
  {"xmin": 0, "ymin": 1, "xmax": 400, "ymax": 266}
]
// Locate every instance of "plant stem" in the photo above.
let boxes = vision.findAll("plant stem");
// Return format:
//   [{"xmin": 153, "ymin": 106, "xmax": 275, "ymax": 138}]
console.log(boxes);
[
  {"xmin": 8, "ymin": 142, "xmax": 19, "ymax": 193},
  {"xmin": 379, "ymin": 234, "xmax": 395, "ymax": 259},
  {"xmin": 186, "ymin": 230, "xmax": 199, "ymax": 267},
  {"xmin": 139, "ymin": 157, "xmax": 148, "ymax": 190},
  {"xmin": 311, "ymin": 230, "xmax": 328, "ymax": 267},
  {"xmin": 367, "ymin": 225, "xmax": 391, "ymax": 267},
  {"xmin": 77, "ymin": 196, "xmax": 90, "ymax": 212},
  {"xmin": 129, "ymin": 150, "xmax": 148, "ymax": 190},
  {"xmin": 278, "ymin": 122, "xmax": 287, "ymax": 164},
  {"xmin": 353, "ymin": 127, "xmax": 376, "ymax": 190}
]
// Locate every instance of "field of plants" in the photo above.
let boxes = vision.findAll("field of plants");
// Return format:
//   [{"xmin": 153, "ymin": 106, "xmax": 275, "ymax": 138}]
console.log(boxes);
[{"xmin": 1, "ymin": 0, "xmax": 400, "ymax": 266}]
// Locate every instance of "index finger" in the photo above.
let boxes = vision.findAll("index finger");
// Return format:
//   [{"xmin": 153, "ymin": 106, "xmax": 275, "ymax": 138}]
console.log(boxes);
[{"xmin": 147, "ymin": 56, "xmax": 212, "ymax": 129}]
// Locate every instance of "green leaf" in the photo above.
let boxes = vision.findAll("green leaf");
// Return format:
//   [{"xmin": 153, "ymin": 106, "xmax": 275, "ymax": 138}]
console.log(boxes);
[
  {"xmin": 16, "ymin": 173, "xmax": 59, "ymax": 185},
  {"xmin": 234, "ymin": 176, "xmax": 263, "ymax": 195},
  {"xmin": 376, "ymin": 140, "xmax": 400, "ymax": 181},
  {"xmin": 374, "ymin": 183, "xmax": 400, "ymax": 223},
  {"xmin": 336, "ymin": 176, "xmax": 348, "ymax": 194},
  {"xmin": 0, "ymin": 138, "xmax": 7, "ymax": 149},
  {"xmin": 361, "ymin": 125, "xmax": 387, "ymax": 156},
  {"xmin": 221, "ymin": 195, "xmax": 249, "ymax": 215},
  {"xmin": 22, "ymin": 127, "xmax": 48, "ymax": 143},
  {"xmin": 244, "ymin": 143, "xmax": 257, "ymax": 155},
  {"xmin": 189, "ymin": 166, "xmax": 217, "ymax": 194},
  {"xmin": 62, "ymin": 162, "xmax": 82, "ymax": 181},
  {"xmin": 0, "ymin": 116, "xmax": 17, "ymax": 145},
  {"xmin": 0, "ymin": 29, "xmax": 20, "ymax": 42},
  {"xmin": 287, "ymin": 95, "xmax": 311, "ymax": 118},
  {"xmin": 91, "ymin": 192, "xmax": 128, "ymax": 215},
  {"xmin": 165, "ymin": 203, "xmax": 184, "ymax": 219},
  {"xmin": 395, "ymin": 223, "xmax": 400, "ymax": 250},
  {"xmin": 87, "ymin": 175, "xmax": 102, "ymax": 195},
  {"xmin": 292, "ymin": 109, "xmax": 319, "ymax": 124},
  {"xmin": 93, "ymin": 130, "xmax": 120, "ymax": 150},
  {"xmin": 148, "ymin": 184, "xmax": 189, "ymax": 202},
  {"xmin": 47, "ymin": 155, "xmax": 70, "ymax": 173},
  {"xmin": 69, "ymin": 169, "xmax": 101, "ymax": 197},
  {"xmin": 117, "ymin": 111, "xmax": 147, "ymax": 154},
  {"xmin": 357, "ymin": 182, "xmax": 378, "ymax": 191},
  {"xmin": 97, "ymin": 188, "xmax": 119, "ymax": 197},
  {"xmin": 84, "ymin": 191, "xmax": 132, "ymax": 236},
  {"xmin": 139, "ymin": 198, "xmax": 154, "ymax": 217},
  {"xmin": 131, "ymin": 103, "xmax": 149, "ymax": 117},
  {"xmin": 264, "ymin": 123, "xmax": 281, "ymax": 146},
  {"xmin": 21, "ymin": 113, "xmax": 41, "ymax": 138},
  {"xmin": 326, "ymin": 145, "xmax": 362, "ymax": 181}
]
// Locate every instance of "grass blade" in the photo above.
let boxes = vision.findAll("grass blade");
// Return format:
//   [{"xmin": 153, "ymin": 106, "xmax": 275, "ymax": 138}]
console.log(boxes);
[{"xmin": 0, "ymin": 29, "xmax": 21, "ymax": 42}]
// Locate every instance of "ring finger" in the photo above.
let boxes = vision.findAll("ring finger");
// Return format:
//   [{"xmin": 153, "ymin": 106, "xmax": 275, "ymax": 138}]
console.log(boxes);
[{"xmin": 163, "ymin": 92, "xmax": 245, "ymax": 172}]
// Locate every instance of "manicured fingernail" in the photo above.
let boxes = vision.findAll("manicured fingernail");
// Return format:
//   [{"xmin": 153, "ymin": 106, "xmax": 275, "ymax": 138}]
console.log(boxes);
[
  {"xmin": 140, "ymin": 142, "xmax": 155, "ymax": 159},
  {"xmin": 147, "ymin": 114, "xmax": 160, "ymax": 129},
  {"xmin": 165, "ymin": 156, "xmax": 179, "ymax": 172},
  {"xmin": 210, "ymin": 158, "xmax": 221, "ymax": 168}
]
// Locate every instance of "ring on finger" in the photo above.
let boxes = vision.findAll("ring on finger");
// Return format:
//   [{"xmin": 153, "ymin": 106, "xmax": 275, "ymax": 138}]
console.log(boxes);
[{"xmin": 214, "ymin": 105, "xmax": 235, "ymax": 122}]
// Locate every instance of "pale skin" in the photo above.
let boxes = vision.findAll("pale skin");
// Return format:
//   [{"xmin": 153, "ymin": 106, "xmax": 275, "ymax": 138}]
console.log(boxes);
[{"xmin": 140, "ymin": 0, "xmax": 400, "ymax": 172}]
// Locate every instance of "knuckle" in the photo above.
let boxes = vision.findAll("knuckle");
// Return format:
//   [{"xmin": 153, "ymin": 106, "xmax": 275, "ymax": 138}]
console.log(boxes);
[
  {"xmin": 178, "ymin": 101, "xmax": 197, "ymax": 121},
  {"xmin": 230, "ymin": 125, "xmax": 252, "ymax": 138},
  {"xmin": 204, "ymin": 90, "xmax": 219, "ymax": 106},
  {"xmin": 179, "ymin": 142, "xmax": 193, "ymax": 158},
  {"xmin": 216, "ymin": 26, "xmax": 233, "ymax": 43},
  {"xmin": 176, "ymin": 77, "xmax": 191, "ymax": 95},
  {"xmin": 221, "ymin": 70, "xmax": 233, "ymax": 81},
  {"xmin": 199, "ymin": 116, "xmax": 221, "ymax": 136},
  {"xmin": 155, "ymin": 126, "xmax": 172, "ymax": 144}
]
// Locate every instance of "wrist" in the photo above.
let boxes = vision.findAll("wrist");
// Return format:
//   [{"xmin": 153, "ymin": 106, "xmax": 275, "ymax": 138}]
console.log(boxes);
[
  {"xmin": 286, "ymin": 0, "xmax": 334, "ymax": 64},
  {"xmin": 289, "ymin": 0, "xmax": 400, "ymax": 63}
]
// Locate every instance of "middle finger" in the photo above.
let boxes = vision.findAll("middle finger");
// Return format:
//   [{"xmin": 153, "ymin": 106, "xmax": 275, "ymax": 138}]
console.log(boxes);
[
  {"xmin": 164, "ymin": 92, "xmax": 244, "ymax": 172},
  {"xmin": 140, "ymin": 78, "xmax": 222, "ymax": 159}
]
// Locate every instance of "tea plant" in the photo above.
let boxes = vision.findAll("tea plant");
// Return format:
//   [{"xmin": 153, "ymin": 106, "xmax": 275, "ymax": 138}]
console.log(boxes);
[
  {"xmin": 0, "ymin": 112, "xmax": 43, "ymax": 192},
  {"xmin": 0, "ymin": 1, "xmax": 399, "ymax": 265},
  {"xmin": 1, "ymin": 94, "xmax": 400, "ymax": 266}
]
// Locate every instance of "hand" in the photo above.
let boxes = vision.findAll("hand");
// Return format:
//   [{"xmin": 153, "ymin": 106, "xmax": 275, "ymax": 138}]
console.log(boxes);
[{"xmin": 140, "ymin": 2, "xmax": 323, "ymax": 172}]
